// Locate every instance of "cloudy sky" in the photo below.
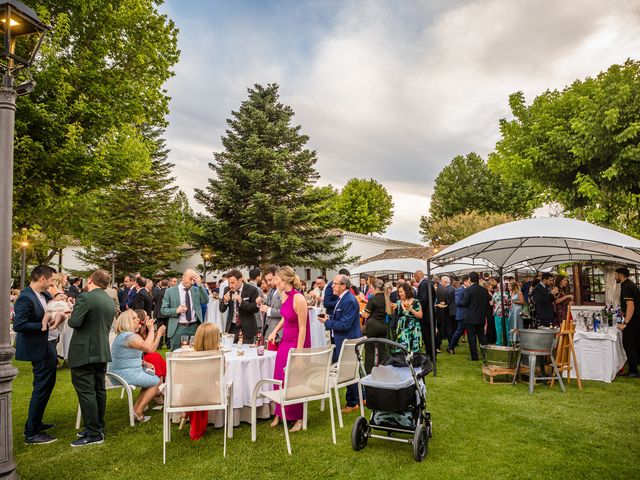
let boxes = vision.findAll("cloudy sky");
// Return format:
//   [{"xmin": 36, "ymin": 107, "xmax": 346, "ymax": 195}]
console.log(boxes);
[{"xmin": 159, "ymin": 0, "xmax": 640, "ymax": 243}]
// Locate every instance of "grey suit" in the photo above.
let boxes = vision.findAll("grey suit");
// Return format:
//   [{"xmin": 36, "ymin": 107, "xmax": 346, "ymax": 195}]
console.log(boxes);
[{"xmin": 263, "ymin": 288, "xmax": 283, "ymax": 342}]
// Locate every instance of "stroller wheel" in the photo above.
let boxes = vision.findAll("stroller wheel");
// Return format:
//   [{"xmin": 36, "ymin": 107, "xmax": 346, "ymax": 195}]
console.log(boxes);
[
  {"xmin": 412, "ymin": 424, "xmax": 429, "ymax": 462},
  {"xmin": 351, "ymin": 416, "xmax": 369, "ymax": 451}
]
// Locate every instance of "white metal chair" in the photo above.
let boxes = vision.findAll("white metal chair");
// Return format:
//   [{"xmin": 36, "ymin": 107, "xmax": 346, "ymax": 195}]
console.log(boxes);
[
  {"xmin": 250, "ymin": 345, "xmax": 335, "ymax": 455},
  {"xmin": 75, "ymin": 371, "xmax": 138, "ymax": 429},
  {"xmin": 328, "ymin": 337, "xmax": 365, "ymax": 428},
  {"xmin": 164, "ymin": 350, "xmax": 231, "ymax": 463}
]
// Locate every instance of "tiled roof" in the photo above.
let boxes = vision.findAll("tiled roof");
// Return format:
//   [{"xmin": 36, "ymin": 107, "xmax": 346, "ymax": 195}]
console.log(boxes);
[{"xmin": 355, "ymin": 246, "xmax": 445, "ymax": 266}]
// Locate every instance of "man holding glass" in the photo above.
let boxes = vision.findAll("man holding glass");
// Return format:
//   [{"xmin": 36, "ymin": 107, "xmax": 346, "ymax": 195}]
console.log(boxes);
[{"xmin": 160, "ymin": 269, "xmax": 209, "ymax": 351}]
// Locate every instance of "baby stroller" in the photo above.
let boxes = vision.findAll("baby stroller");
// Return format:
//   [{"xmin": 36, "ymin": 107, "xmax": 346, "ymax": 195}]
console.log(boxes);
[{"xmin": 352, "ymin": 338, "xmax": 433, "ymax": 462}]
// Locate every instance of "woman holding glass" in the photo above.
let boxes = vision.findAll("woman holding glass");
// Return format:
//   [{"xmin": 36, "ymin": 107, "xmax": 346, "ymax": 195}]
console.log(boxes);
[
  {"xmin": 394, "ymin": 283, "xmax": 423, "ymax": 353},
  {"xmin": 110, "ymin": 310, "xmax": 165, "ymax": 422}
]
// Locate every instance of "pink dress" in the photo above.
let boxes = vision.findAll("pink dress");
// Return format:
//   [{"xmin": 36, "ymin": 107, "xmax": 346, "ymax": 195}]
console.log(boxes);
[{"xmin": 273, "ymin": 289, "xmax": 311, "ymax": 421}]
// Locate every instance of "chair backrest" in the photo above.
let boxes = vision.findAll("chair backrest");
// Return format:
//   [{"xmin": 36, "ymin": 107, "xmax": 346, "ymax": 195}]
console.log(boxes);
[
  {"xmin": 166, "ymin": 350, "xmax": 224, "ymax": 408},
  {"xmin": 336, "ymin": 337, "xmax": 365, "ymax": 384},
  {"xmin": 283, "ymin": 345, "xmax": 334, "ymax": 401}
]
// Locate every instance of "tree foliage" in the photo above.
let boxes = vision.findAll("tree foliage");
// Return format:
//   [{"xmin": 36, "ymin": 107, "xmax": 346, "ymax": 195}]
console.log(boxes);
[
  {"xmin": 427, "ymin": 211, "xmax": 515, "ymax": 246},
  {"xmin": 420, "ymin": 152, "xmax": 534, "ymax": 241},
  {"xmin": 195, "ymin": 84, "xmax": 353, "ymax": 270},
  {"xmin": 13, "ymin": 0, "xmax": 179, "ymax": 260},
  {"xmin": 488, "ymin": 59, "xmax": 640, "ymax": 236},
  {"xmin": 334, "ymin": 178, "xmax": 394, "ymax": 234},
  {"xmin": 75, "ymin": 144, "xmax": 195, "ymax": 280}
]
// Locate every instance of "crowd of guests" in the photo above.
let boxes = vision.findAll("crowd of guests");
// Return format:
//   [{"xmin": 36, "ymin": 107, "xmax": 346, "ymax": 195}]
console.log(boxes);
[{"xmin": 10, "ymin": 261, "xmax": 640, "ymax": 448}]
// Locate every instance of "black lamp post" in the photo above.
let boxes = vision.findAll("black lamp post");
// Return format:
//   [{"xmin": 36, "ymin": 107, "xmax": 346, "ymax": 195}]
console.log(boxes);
[
  {"xmin": 18, "ymin": 240, "xmax": 26, "ymax": 289},
  {"xmin": 0, "ymin": 2, "xmax": 49, "ymax": 478}
]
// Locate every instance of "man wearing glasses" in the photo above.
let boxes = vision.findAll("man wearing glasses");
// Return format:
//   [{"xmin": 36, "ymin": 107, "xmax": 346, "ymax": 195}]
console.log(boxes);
[{"xmin": 318, "ymin": 274, "xmax": 362, "ymax": 413}]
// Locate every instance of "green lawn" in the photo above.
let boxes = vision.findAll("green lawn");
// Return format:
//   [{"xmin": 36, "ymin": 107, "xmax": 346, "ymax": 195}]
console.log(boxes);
[{"xmin": 10, "ymin": 345, "xmax": 640, "ymax": 480}]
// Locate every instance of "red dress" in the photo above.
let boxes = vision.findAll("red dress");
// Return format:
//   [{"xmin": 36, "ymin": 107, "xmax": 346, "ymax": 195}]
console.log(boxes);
[{"xmin": 143, "ymin": 352, "xmax": 166, "ymax": 378}]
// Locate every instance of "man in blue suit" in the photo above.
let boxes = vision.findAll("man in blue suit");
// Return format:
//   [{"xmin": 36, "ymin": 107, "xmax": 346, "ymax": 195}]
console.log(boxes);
[
  {"xmin": 323, "ymin": 268, "xmax": 350, "ymax": 317},
  {"xmin": 447, "ymin": 275, "xmax": 471, "ymax": 354},
  {"xmin": 13, "ymin": 265, "xmax": 62, "ymax": 444},
  {"xmin": 319, "ymin": 274, "xmax": 362, "ymax": 413}
]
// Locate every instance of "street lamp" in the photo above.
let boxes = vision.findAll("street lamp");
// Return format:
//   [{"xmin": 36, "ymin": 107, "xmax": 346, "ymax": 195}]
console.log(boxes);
[
  {"xmin": 203, "ymin": 252, "xmax": 211, "ymax": 283},
  {"xmin": 19, "ymin": 240, "xmax": 26, "ymax": 289},
  {"xmin": 0, "ymin": 2, "xmax": 50, "ymax": 478}
]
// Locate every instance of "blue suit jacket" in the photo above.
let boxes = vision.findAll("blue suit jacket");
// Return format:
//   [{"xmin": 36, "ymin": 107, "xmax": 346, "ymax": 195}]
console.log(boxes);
[
  {"xmin": 323, "ymin": 281, "xmax": 340, "ymax": 316},
  {"xmin": 325, "ymin": 291, "xmax": 361, "ymax": 362},
  {"xmin": 455, "ymin": 286, "xmax": 468, "ymax": 321},
  {"xmin": 13, "ymin": 286, "xmax": 52, "ymax": 362}
]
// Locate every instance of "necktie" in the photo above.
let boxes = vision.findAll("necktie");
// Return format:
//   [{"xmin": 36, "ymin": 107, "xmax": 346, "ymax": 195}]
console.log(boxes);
[
  {"xmin": 235, "ymin": 291, "xmax": 241, "ymax": 327},
  {"xmin": 185, "ymin": 287, "xmax": 192, "ymax": 322}
]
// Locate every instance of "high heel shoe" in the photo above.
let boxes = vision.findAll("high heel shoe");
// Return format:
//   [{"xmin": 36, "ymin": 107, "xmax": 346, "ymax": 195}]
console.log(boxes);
[
  {"xmin": 134, "ymin": 412, "xmax": 151, "ymax": 423},
  {"xmin": 289, "ymin": 420, "xmax": 303, "ymax": 433},
  {"xmin": 270, "ymin": 416, "xmax": 281, "ymax": 428}
]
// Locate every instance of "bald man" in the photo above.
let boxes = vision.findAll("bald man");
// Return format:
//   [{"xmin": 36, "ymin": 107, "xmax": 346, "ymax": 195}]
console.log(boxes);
[{"xmin": 160, "ymin": 269, "xmax": 209, "ymax": 350}]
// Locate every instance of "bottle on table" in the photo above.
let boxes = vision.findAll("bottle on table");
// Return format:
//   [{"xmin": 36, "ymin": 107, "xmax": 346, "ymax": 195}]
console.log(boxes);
[{"xmin": 256, "ymin": 332, "xmax": 264, "ymax": 356}]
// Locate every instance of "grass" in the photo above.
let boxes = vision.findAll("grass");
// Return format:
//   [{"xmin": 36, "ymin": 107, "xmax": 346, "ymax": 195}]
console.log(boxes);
[{"xmin": 10, "ymin": 343, "xmax": 640, "ymax": 480}]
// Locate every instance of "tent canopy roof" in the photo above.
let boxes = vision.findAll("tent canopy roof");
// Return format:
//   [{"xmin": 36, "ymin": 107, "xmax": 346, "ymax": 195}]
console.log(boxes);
[
  {"xmin": 351, "ymin": 258, "xmax": 426, "ymax": 276},
  {"xmin": 430, "ymin": 217, "xmax": 640, "ymax": 271}
]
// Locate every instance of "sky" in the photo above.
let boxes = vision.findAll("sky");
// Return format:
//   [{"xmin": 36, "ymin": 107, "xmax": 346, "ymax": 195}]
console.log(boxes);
[{"xmin": 158, "ymin": 0, "xmax": 640, "ymax": 243}]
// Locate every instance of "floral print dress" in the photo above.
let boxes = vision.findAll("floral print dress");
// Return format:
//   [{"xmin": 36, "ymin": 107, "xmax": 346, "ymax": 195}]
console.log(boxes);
[{"xmin": 395, "ymin": 299, "xmax": 423, "ymax": 353}]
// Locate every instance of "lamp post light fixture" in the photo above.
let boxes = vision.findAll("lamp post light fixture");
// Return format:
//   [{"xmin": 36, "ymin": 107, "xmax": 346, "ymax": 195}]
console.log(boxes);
[
  {"xmin": 0, "ymin": 2, "xmax": 50, "ymax": 478},
  {"xmin": 203, "ymin": 252, "xmax": 211, "ymax": 283},
  {"xmin": 18, "ymin": 240, "xmax": 26, "ymax": 289}
]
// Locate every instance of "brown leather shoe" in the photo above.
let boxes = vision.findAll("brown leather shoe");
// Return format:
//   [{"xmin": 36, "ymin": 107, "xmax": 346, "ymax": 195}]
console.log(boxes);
[{"xmin": 341, "ymin": 406, "xmax": 355, "ymax": 414}]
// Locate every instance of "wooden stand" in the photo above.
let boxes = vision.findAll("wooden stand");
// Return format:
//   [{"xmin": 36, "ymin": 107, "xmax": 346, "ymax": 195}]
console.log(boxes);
[
  {"xmin": 551, "ymin": 307, "xmax": 583, "ymax": 390},
  {"xmin": 482, "ymin": 365, "xmax": 530, "ymax": 384}
]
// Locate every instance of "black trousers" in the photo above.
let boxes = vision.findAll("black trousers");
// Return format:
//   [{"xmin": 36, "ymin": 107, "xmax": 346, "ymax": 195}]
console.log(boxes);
[
  {"xmin": 421, "ymin": 312, "xmax": 435, "ymax": 361},
  {"xmin": 435, "ymin": 309, "xmax": 447, "ymax": 350},
  {"xmin": 465, "ymin": 323, "xmax": 487, "ymax": 360},
  {"xmin": 228, "ymin": 322, "xmax": 255, "ymax": 344},
  {"xmin": 623, "ymin": 320, "xmax": 640, "ymax": 374},
  {"xmin": 445, "ymin": 314, "xmax": 457, "ymax": 345},
  {"xmin": 24, "ymin": 341, "xmax": 58, "ymax": 438},
  {"xmin": 485, "ymin": 311, "xmax": 497, "ymax": 345},
  {"xmin": 363, "ymin": 320, "xmax": 388, "ymax": 374},
  {"xmin": 71, "ymin": 363, "xmax": 107, "ymax": 437}
]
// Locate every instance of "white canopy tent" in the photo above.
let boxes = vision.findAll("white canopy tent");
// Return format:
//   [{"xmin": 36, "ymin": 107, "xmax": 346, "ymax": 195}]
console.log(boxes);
[
  {"xmin": 429, "ymin": 217, "xmax": 640, "ymax": 271},
  {"xmin": 351, "ymin": 258, "xmax": 426, "ymax": 276},
  {"xmin": 425, "ymin": 217, "xmax": 640, "ymax": 365}
]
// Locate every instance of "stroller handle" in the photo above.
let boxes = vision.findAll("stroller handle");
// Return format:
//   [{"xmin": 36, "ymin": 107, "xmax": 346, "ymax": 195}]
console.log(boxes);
[{"xmin": 354, "ymin": 337, "xmax": 409, "ymax": 355}]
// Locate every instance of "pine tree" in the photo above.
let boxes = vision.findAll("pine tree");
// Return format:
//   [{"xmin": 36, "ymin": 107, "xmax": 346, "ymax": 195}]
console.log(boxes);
[
  {"xmin": 195, "ymin": 84, "xmax": 352, "ymax": 269},
  {"xmin": 76, "ymin": 133, "xmax": 195, "ymax": 279}
]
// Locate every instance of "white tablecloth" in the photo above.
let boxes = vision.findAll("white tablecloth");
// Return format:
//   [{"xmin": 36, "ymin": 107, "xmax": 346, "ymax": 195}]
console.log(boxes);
[
  {"xmin": 309, "ymin": 307, "xmax": 329, "ymax": 348},
  {"xmin": 205, "ymin": 299, "xmax": 223, "ymax": 331},
  {"xmin": 569, "ymin": 327, "xmax": 627, "ymax": 383}
]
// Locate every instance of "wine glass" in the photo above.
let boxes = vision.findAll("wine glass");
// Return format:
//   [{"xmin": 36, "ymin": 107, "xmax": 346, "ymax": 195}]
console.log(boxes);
[
  {"xmin": 189, "ymin": 335, "xmax": 195, "ymax": 347},
  {"xmin": 180, "ymin": 335, "xmax": 189, "ymax": 348}
]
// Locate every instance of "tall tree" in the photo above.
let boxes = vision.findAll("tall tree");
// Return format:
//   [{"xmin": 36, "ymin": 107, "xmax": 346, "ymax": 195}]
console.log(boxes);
[
  {"xmin": 420, "ymin": 152, "xmax": 534, "ymax": 242},
  {"xmin": 13, "ymin": 0, "xmax": 179, "ymax": 261},
  {"xmin": 426, "ymin": 211, "xmax": 515, "ymax": 246},
  {"xmin": 489, "ymin": 59, "xmax": 640, "ymax": 236},
  {"xmin": 75, "ymin": 139, "xmax": 195, "ymax": 279},
  {"xmin": 334, "ymin": 178, "xmax": 394, "ymax": 235},
  {"xmin": 195, "ymin": 83, "xmax": 352, "ymax": 270}
]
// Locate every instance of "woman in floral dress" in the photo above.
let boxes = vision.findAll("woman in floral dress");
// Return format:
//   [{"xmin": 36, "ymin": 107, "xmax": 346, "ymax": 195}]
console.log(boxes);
[{"xmin": 394, "ymin": 283, "xmax": 423, "ymax": 353}]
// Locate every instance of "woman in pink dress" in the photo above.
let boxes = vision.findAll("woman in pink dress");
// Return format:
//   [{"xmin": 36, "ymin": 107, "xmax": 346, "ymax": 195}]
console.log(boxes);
[{"xmin": 266, "ymin": 266, "xmax": 311, "ymax": 433}]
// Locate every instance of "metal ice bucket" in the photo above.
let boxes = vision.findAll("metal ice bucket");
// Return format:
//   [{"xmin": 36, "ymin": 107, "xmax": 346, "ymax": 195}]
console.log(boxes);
[
  {"xmin": 480, "ymin": 345, "xmax": 519, "ymax": 368},
  {"xmin": 516, "ymin": 328, "xmax": 558, "ymax": 355}
]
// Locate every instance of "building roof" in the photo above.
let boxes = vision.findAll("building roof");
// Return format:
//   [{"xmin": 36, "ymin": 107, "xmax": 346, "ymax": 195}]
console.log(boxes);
[
  {"xmin": 355, "ymin": 246, "xmax": 441, "ymax": 266},
  {"xmin": 333, "ymin": 230, "xmax": 422, "ymax": 248}
]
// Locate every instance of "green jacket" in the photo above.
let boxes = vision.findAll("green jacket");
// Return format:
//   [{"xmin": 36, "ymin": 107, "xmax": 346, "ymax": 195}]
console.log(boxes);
[
  {"xmin": 67, "ymin": 288, "xmax": 116, "ymax": 369},
  {"xmin": 160, "ymin": 284, "xmax": 209, "ymax": 339}
]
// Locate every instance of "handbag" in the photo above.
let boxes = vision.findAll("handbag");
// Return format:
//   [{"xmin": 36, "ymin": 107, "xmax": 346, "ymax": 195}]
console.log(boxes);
[{"xmin": 267, "ymin": 340, "xmax": 279, "ymax": 351}]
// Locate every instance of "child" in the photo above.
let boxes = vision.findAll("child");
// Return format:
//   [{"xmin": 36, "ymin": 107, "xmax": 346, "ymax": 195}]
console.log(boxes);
[{"xmin": 42, "ymin": 292, "xmax": 72, "ymax": 331}]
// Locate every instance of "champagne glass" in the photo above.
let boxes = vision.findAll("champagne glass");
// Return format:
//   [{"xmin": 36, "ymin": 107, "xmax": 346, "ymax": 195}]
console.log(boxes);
[
  {"xmin": 180, "ymin": 335, "xmax": 189, "ymax": 347},
  {"xmin": 189, "ymin": 335, "xmax": 195, "ymax": 347}
]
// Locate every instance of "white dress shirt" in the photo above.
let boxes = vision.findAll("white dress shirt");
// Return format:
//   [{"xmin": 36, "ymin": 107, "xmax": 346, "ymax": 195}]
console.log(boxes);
[{"xmin": 178, "ymin": 283, "xmax": 193, "ymax": 324}]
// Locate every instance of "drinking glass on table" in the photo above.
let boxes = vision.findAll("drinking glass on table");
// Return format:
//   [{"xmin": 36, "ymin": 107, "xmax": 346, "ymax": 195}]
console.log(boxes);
[
  {"xmin": 189, "ymin": 335, "xmax": 195, "ymax": 347},
  {"xmin": 180, "ymin": 335, "xmax": 189, "ymax": 348}
]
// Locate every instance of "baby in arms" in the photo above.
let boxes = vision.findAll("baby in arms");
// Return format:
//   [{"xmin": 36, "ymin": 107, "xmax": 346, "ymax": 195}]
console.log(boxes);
[{"xmin": 42, "ymin": 292, "xmax": 73, "ymax": 331}]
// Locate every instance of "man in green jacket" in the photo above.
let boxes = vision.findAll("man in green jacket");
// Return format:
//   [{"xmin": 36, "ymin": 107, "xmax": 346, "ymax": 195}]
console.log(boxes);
[
  {"xmin": 68, "ymin": 269, "xmax": 116, "ymax": 447},
  {"xmin": 161, "ymin": 269, "xmax": 209, "ymax": 350}
]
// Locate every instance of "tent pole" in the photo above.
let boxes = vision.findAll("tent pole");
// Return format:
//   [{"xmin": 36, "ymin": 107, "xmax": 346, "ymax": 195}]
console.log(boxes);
[
  {"xmin": 427, "ymin": 260, "xmax": 437, "ymax": 376},
  {"xmin": 499, "ymin": 267, "xmax": 508, "ymax": 345}
]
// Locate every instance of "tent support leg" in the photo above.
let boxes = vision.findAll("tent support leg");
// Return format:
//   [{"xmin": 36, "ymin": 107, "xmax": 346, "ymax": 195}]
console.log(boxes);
[{"xmin": 427, "ymin": 260, "xmax": 437, "ymax": 376}]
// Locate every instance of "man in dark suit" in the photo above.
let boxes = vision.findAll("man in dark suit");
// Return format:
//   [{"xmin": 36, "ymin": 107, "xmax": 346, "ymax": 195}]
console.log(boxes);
[
  {"xmin": 131, "ymin": 276, "xmax": 153, "ymax": 317},
  {"xmin": 67, "ymin": 277, "xmax": 82, "ymax": 298},
  {"xmin": 13, "ymin": 265, "xmax": 60, "ymax": 444},
  {"xmin": 459, "ymin": 271, "xmax": 490, "ymax": 361},
  {"xmin": 161, "ymin": 269, "xmax": 209, "ymax": 351},
  {"xmin": 68, "ymin": 269, "xmax": 116, "ymax": 447},
  {"xmin": 117, "ymin": 274, "xmax": 134, "ymax": 312},
  {"xmin": 259, "ymin": 265, "xmax": 283, "ymax": 342},
  {"xmin": 532, "ymin": 272, "xmax": 557, "ymax": 326},
  {"xmin": 414, "ymin": 270, "xmax": 436, "ymax": 360},
  {"xmin": 153, "ymin": 279, "xmax": 170, "ymax": 348},
  {"xmin": 220, "ymin": 269, "xmax": 260, "ymax": 343},
  {"xmin": 319, "ymin": 274, "xmax": 362, "ymax": 412},
  {"xmin": 323, "ymin": 268, "xmax": 350, "ymax": 317}
]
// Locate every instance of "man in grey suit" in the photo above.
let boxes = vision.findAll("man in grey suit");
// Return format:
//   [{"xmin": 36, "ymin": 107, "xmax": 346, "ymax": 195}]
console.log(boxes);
[
  {"xmin": 160, "ymin": 269, "xmax": 209, "ymax": 350},
  {"xmin": 259, "ymin": 265, "xmax": 282, "ymax": 342}
]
